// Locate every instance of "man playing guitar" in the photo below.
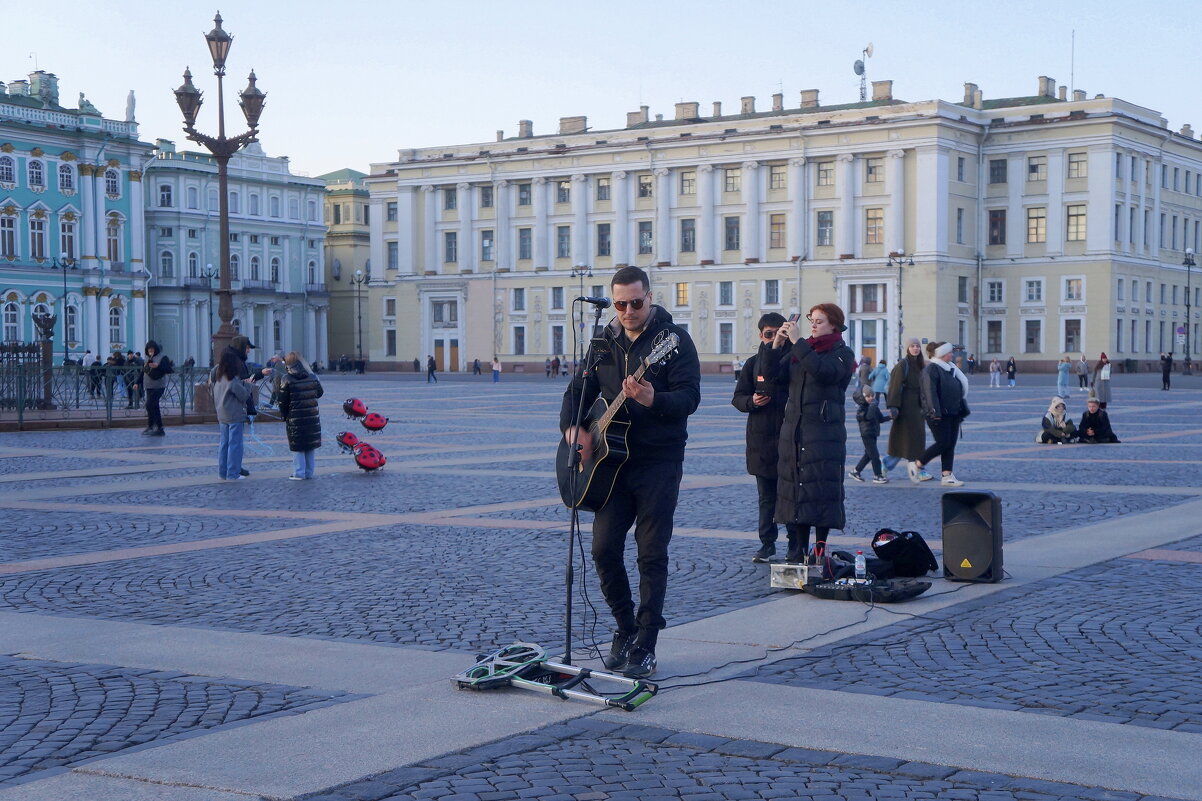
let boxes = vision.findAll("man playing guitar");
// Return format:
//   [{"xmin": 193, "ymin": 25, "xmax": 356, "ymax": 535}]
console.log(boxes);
[{"xmin": 560, "ymin": 266, "xmax": 700, "ymax": 679}]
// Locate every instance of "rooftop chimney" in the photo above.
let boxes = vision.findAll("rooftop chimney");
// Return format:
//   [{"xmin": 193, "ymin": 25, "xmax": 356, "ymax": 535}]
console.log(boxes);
[
  {"xmin": 963, "ymin": 83, "xmax": 978, "ymax": 104},
  {"xmin": 800, "ymin": 89, "xmax": 819, "ymax": 108},
  {"xmin": 771, "ymin": 93, "xmax": 783, "ymax": 111},
  {"xmin": 1057, "ymin": 86, "xmax": 1067, "ymax": 101},
  {"xmin": 712, "ymin": 101, "xmax": 722, "ymax": 117},
  {"xmin": 740, "ymin": 96, "xmax": 755, "ymax": 114},
  {"xmin": 8, "ymin": 79, "xmax": 28, "ymax": 96},
  {"xmin": 28, "ymin": 71, "xmax": 59, "ymax": 106},
  {"xmin": 1072, "ymin": 89, "xmax": 1086, "ymax": 102},
  {"xmin": 517, "ymin": 119, "xmax": 533, "ymax": 138},
  {"xmin": 626, "ymin": 105, "xmax": 649, "ymax": 127},
  {"xmin": 1038, "ymin": 76, "xmax": 1056, "ymax": 98},
  {"xmin": 496, "ymin": 130, "xmax": 504, "ymax": 142},
  {"xmin": 1181, "ymin": 124, "xmax": 1195, "ymax": 139},
  {"xmin": 559, "ymin": 115, "xmax": 587, "ymax": 134},
  {"xmin": 675, "ymin": 101, "xmax": 700, "ymax": 120},
  {"xmin": 155, "ymin": 138, "xmax": 176, "ymax": 153},
  {"xmin": 973, "ymin": 89, "xmax": 983, "ymax": 110},
  {"xmin": 871, "ymin": 80, "xmax": 893, "ymax": 101}
]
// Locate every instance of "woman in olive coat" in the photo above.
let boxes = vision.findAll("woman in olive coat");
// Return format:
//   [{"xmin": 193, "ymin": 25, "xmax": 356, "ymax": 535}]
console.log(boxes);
[
  {"xmin": 760, "ymin": 303, "xmax": 856, "ymax": 563},
  {"xmin": 884, "ymin": 338, "xmax": 930, "ymax": 480},
  {"xmin": 277, "ymin": 351, "xmax": 324, "ymax": 479}
]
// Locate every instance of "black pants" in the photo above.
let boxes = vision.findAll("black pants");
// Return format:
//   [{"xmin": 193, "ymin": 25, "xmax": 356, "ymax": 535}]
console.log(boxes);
[
  {"xmin": 145, "ymin": 388, "xmax": 165, "ymax": 430},
  {"xmin": 754, "ymin": 476, "xmax": 803, "ymax": 549},
  {"xmin": 592, "ymin": 460, "xmax": 682, "ymax": 647},
  {"xmin": 1078, "ymin": 374, "xmax": 1089, "ymax": 388},
  {"xmin": 427, "ymin": 368, "xmax": 437, "ymax": 383},
  {"xmin": 855, "ymin": 437, "xmax": 882, "ymax": 476},
  {"xmin": 1163, "ymin": 372, "xmax": 1171, "ymax": 390},
  {"xmin": 920, "ymin": 417, "xmax": 961, "ymax": 473}
]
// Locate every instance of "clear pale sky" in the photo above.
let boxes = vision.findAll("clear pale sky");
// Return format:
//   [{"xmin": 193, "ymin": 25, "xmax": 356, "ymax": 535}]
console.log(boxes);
[{"xmin": 5, "ymin": 0, "xmax": 1199, "ymax": 178}]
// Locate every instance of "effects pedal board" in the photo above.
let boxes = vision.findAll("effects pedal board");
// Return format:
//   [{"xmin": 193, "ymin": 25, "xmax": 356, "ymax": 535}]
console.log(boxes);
[{"xmin": 769, "ymin": 562, "xmax": 822, "ymax": 590}]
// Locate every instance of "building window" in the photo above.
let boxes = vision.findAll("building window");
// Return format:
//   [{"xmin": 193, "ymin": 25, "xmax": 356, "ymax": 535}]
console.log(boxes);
[
  {"xmin": 1024, "ymin": 319, "xmax": 1042, "ymax": 353},
  {"xmin": 865, "ymin": 157, "xmax": 884, "ymax": 183},
  {"xmin": 679, "ymin": 171, "xmax": 695, "ymax": 195},
  {"xmin": 551, "ymin": 325, "xmax": 564, "ymax": 355},
  {"xmin": 1028, "ymin": 156, "xmax": 1047, "ymax": 181},
  {"xmin": 307, "ymin": 260, "xmax": 317, "ymax": 284},
  {"xmin": 270, "ymin": 235, "xmax": 279, "ymax": 246},
  {"xmin": 188, "ymin": 252, "xmax": 198, "ymax": 276},
  {"xmin": 513, "ymin": 326, "xmax": 526, "ymax": 356},
  {"xmin": 1068, "ymin": 152, "xmax": 1088, "ymax": 179},
  {"xmin": 109, "ymin": 306, "xmax": 124, "ymax": 347},
  {"xmin": 1025, "ymin": 279, "xmax": 1043, "ymax": 303},
  {"xmin": 594, "ymin": 177, "xmax": 610, "ymax": 201},
  {"xmin": 444, "ymin": 232, "xmax": 458, "ymax": 263},
  {"xmin": 518, "ymin": 228, "xmax": 532, "ymax": 259},
  {"xmin": 249, "ymin": 255, "xmax": 260, "ymax": 280},
  {"xmin": 865, "ymin": 208, "xmax": 884, "ymax": 245},
  {"xmin": 769, "ymin": 214, "xmax": 786, "ymax": 249},
  {"xmin": 268, "ymin": 257, "xmax": 280, "ymax": 283},
  {"xmin": 988, "ymin": 158, "xmax": 1007, "ymax": 184},
  {"xmin": 65, "ymin": 304, "xmax": 78, "ymax": 343},
  {"xmin": 517, "ymin": 183, "xmax": 532, "ymax": 205},
  {"xmin": 29, "ymin": 217, "xmax": 46, "ymax": 260},
  {"xmin": 556, "ymin": 180, "xmax": 571, "ymax": 204},
  {"xmin": 765, "ymin": 279, "xmax": 780, "ymax": 305},
  {"xmin": 159, "ymin": 227, "xmax": 174, "ymax": 238},
  {"xmin": 956, "ymin": 156, "xmax": 966, "ymax": 182},
  {"xmin": 596, "ymin": 223, "xmax": 610, "ymax": 257},
  {"xmin": 719, "ymin": 322, "xmax": 734, "ymax": 354},
  {"xmin": 105, "ymin": 169, "xmax": 120, "ymax": 196},
  {"xmin": 719, "ymin": 281, "xmax": 733, "ymax": 306},
  {"xmin": 248, "ymin": 194, "xmax": 260, "ymax": 215},
  {"xmin": 557, "ymin": 225, "xmax": 571, "ymax": 258},
  {"xmin": 60, "ymin": 220, "xmax": 75, "ymax": 260},
  {"xmin": 769, "ymin": 164, "xmax": 787, "ymax": 190},
  {"xmin": 307, "ymin": 199, "xmax": 319, "ymax": 221},
  {"xmin": 444, "ymin": 188, "xmax": 457, "ymax": 210},
  {"xmin": 680, "ymin": 219, "xmax": 696, "ymax": 252},
  {"xmin": 724, "ymin": 168, "xmax": 741, "ymax": 193},
  {"xmin": 4, "ymin": 215, "xmax": 21, "ymax": 257},
  {"xmin": 816, "ymin": 162, "xmax": 834, "ymax": 187},
  {"xmin": 957, "ymin": 276, "xmax": 968, "ymax": 304},
  {"xmin": 105, "ymin": 217, "xmax": 122, "ymax": 262},
  {"xmin": 386, "ymin": 241, "xmax": 399, "ymax": 270},
  {"xmin": 386, "ymin": 201, "xmax": 398, "ymax": 221},
  {"xmin": 269, "ymin": 196, "xmax": 281, "ymax": 217},
  {"xmin": 230, "ymin": 253, "xmax": 240, "ymax": 278},
  {"xmin": 28, "ymin": 160, "xmax": 44, "ymax": 188},
  {"xmin": 1064, "ymin": 319, "xmax": 1082, "ymax": 353},
  {"xmin": 2, "ymin": 301, "xmax": 17, "ymax": 341},
  {"xmin": 1116, "ymin": 278, "xmax": 1125, "ymax": 301},
  {"xmin": 987, "ymin": 280, "xmax": 1003, "ymax": 304},
  {"xmin": 512, "ymin": 287, "xmax": 525, "ymax": 312},
  {"xmin": 637, "ymin": 175, "xmax": 652, "ymax": 198},
  {"xmin": 675, "ymin": 282, "xmax": 689, "ymax": 306},
  {"xmin": 816, "ymin": 211, "xmax": 834, "ymax": 246},
  {"xmin": 58, "ymin": 164, "xmax": 74, "ymax": 192},
  {"xmin": 1027, "ymin": 207, "xmax": 1047, "ymax": 243},
  {"xmin": 955, "ymin": 208, "xmax": 965, "ymax": 244},
  {"xmin": 228, "ymin": 190, "xmax": 240, "ymax": 213},
  {"xmin": 480, "ymin": 186, "xmax": 493, "ymax": 208},
  {"xmin": 183, "ymin": 186, "xmax": 197, "ymax": 209},
  {"xmin": 723, "ymin": 216, "xmax": 740, "ymax": 250},
  {"xmin": 988, "ymin": 209, "xmax": 1006, "ymax": 245},
  {"xmin": 551, "ymin": 286, "xmax": 564, "ymax": 310},
  {"xmin": 1064, "ymin": 278, "xmax": 1083, "ymax": 301},
  {"xmin": 159, "ymin": 251, "xmax": 174, "ymax": 277},
  {"xmin": 481, "ymin": 230, "xmax": 495, "ymax": 262},
  {"xmin": 0, "ymin": 156, "xmax": 14, "ymax": 184},
  {"xmin": 638, "ymin": 221, "xmax": 653, "ymax": 254},
  {"xmin": 1066, "ymin": 204, "xmax": 1087, "ymax": 241}
]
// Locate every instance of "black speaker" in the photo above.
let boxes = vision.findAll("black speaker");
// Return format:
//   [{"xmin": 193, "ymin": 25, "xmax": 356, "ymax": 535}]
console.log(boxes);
[{"xmin": 941, "ymin": 491, "xmax": 1003, "ymax": 582}]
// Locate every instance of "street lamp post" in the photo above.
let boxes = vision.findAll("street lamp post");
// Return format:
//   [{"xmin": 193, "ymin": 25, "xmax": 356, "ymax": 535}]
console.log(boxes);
[
  {"xmin": 1185, "ymin": 248, "xmax": 1195, "ymax": 376},
  {"xmin": 174, "ymin": 12, "xmax": 266, "ymax": 367},
  {"xmin": 52, "ymin": 257, "xmax": 76, "ymax": 363},
  {"xmin": 887, "ymin": 252, "xmax": 914, "ymax": 360},
  {"xmin": 200, "ymin": 263, "xmax": 219, "ymax": 364},
  {"xmin": 351, "ymin": 268, "xmax": 366, "ymax": 365}
]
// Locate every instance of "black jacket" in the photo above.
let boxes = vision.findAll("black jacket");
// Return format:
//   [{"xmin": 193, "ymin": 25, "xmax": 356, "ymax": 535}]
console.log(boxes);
[
  {"xmin": 760, "ymin": 336, "xmax": 855, "ymax": 529},
  {"xmin": 852, "ymin": 389, "xmax": 886, "ymax": 441},
  {"xmin": 277, "ymin": 363, "xmax": 324, "ymax": 452},
  {"xmin": 731, "ymin": 345, "xmax": 790, "ymax": 478},
  {"xmin": 560, "ymin": 305, "xmax": 700, "ymax": 465},
  {"xmin": 1079, "ymin": 409, "xmax": 1118, "ymax": 442},
  {"xmin": 921, "ymin": 362, "xmax": 968, "ymax": 419}
]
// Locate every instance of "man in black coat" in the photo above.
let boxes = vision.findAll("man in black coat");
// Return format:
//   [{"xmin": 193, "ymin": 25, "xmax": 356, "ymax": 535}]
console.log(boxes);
[
  {"xmin": 732, "ymin": 313, "xmax": 801, "ymax": 562},
  {"xmin": 1161, "ymin": 352, "xmax": 1173, "ymax": 390},
  {"xmin": 1079, "ymin": 398, "xmax": 1120, "ymax": 443},
  {"xmin": 560, "ymin": 266, "xmax": 700, "ymax": 680}
]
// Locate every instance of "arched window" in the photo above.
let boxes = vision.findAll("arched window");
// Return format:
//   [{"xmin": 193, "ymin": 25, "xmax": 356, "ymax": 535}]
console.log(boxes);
[
  {"xmin": 269, "ymin": 196, "xmax": 281, "ymax": 217},
  {"xmin": 104, "ymin": 169, "xmax": 120, "ymax": 196},
  {"xmin": 29, "ymin": 217, "xmax": 47, "ymax": 260},
  {"xmin": 109, "ymin": 306, "xmax": 124, "ymax": 347},
  {"xmin": 186, "ymin": 186, "xmax": 199, "ymax": 209},
  {"xmin": 232, "ymin": 317, "xmax": 241, "ymax": 332},
  {"xmin": 0, "ymin": 155, "xmax": 14, "ymax": 184},
  {"xmin": 58, "ymin": 164, "xmax": 74, "ymax": 192},
  {"xmin": 28, "ymin": 160, "xmax": 45, "ymax": 188},
  {"xmin": 307, "ymin": 199, "xmax": 318, "ymax": 222},
  {"xmin": 249, "ymin": 255, "xmax": 260, "ymax": 280},
  {"xmin": 2, "ymin": 301, "xmax": 18, "ymax": 341},
  {"xmin": 308, "ymin": 260, "xmax": 317, "ymax": 284},
  {"xmin": 228, "ymin": 191, "xmax": 240, "ymax": 214},
  {"xmin": 32, "ymin": 302, "xmax": 50, "ymax": 320},
  {"xmin": 270, "ymin": 256, "xmax": 280, "ymax": 283},
  {"xmin": 249, "ymin": 194, "xmax": 260, "ymax": 216},
  {"xmin": 230, "ymin": 253, "xmax": 241, "ymax": 278},
  {"xmin": 59, "ymin": 219, "xmax": 76, "ymax": 260},
  {"xmin": 0, "ymin": 215, "xmax": 15, "ymax": 258},
  {"xmin": 106, "ymin": 215, "xmax": 123, "ymax": 263},
  {"xmin": 208, "ymin": 188, "xmax": 218, "ymax": 210},
  {"xmin": 160, "ymin": 251, "xmax": 174, "ymax": 278},
  {"xmin": 188, "ymin": 252, "xmax": 199, "ymax": 277},
  {"xmin": 66, "ymin": 304, "xmax": 79, "ymax": 344},
  {"xmin": 288, "ymin": 197, "xmax": 299, "ymax": 219},
  {"xmin": 158, "ymin": 184, "xmax": 173, "ymax": 207}
]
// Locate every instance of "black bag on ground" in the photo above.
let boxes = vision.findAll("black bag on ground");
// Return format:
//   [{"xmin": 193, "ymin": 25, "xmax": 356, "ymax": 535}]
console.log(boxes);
[
  {"xmin": 871, "ymin": 528, "xmax": 938, "ymax": 577},
  {"xmin": 831, "ymin": 550, "xmax": 895, "ymax": 581}
]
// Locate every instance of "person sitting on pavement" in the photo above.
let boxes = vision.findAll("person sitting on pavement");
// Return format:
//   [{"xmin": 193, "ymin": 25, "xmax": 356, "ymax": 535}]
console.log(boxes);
[
  {"xmin": 1079, "ymin": 397, "xmax": 1120, "ymax": 443},
  {"xmin": 1037, "ymin": 396, "xmax": 1077, "ymax": 444}
]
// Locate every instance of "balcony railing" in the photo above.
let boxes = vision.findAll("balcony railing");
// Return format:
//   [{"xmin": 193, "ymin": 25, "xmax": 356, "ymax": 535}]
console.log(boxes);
[
  {"xmin": 305, "ymin": 283, "xmax": 328, "ymax": 293},
  {"xmin": 241, "ymin": 279, "xmax": 276, "ymax": 290}
]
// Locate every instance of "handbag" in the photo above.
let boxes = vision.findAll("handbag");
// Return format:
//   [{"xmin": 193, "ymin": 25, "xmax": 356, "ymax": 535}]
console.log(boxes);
[{"xmin": 871, "ymin": 528, "xmax": 938, "ymax": 577}]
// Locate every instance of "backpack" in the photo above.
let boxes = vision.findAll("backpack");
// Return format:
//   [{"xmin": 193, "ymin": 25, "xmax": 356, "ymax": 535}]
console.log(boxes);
[{"xmin": 871, "ymin": 528, "xmax": 938, "ymax": 577}]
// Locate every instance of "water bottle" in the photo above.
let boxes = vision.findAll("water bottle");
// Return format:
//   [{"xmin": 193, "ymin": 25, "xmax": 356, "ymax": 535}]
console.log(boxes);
[{"xmin": 854, "ymin": 550, "xmax": 867, "ymax": 580}]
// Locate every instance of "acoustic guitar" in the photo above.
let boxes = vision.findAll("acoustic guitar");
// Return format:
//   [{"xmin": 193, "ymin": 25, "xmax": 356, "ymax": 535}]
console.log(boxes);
[{"xmin": 556, "ymin": 333, "xmax": 679, "ymax": 512}]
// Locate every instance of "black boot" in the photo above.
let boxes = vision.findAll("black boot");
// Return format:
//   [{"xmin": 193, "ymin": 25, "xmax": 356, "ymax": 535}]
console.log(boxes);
[{"xmin": 784, "ymin": 531, "xmax": 804, "ymax": 563}]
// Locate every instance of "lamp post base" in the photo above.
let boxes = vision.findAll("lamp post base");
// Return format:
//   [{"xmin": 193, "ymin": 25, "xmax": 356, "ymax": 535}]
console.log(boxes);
[{"xmin": 1185, "ymin": 357, "xmax": 1193, "ymax": 377}]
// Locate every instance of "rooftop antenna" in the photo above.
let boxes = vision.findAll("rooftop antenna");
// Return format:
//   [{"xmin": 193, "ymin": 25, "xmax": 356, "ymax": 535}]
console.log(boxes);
[
  {"xmin": 854, "ymin": 43, "xmax": 873, "ymax": 102},
  {"xmin": 1070, "ymin": 29, "xmax": 1076, "ymax": 94},
  {"xmin": 28, "ymin": 52, "xmax": 38, "ymax": 71}
]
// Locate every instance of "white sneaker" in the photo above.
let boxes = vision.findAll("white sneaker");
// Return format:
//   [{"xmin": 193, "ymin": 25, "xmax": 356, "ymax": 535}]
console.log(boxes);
[
  {"xmin": 907, "ymin": 461, "xmax": 920, "ymax": 483},
  {"xmin": 941, "ymin": 473, "xmax": 965, "ymax": 487},
  {"xmin": 872, "ymin": 476, "xmax": 889, "ymax": 485}
]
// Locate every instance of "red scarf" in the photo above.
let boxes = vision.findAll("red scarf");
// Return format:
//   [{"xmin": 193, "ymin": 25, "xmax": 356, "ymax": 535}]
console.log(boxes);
[{"xmin": 806, "ymin": 332, "xmax": 845, "ymax": 353}]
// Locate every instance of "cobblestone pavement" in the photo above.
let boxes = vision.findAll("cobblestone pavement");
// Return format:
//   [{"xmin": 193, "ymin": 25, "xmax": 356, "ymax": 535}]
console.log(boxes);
[
  {"xmin": 0, "ymin": 654, "xmax": 349, "ymax": 787},
  {"xmin": 1, "ymin": 374, "xmax": 1200, "ymax": 799},
  {"xmin": 304, "ymin": 717, "xmax": 1170, "ymax": 801}
]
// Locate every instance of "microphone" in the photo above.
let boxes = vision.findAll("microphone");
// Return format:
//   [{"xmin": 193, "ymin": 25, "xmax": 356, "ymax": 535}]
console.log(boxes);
[{"xmin": 575, "ymin": 296, "xmax": 611, "ymax": 309}]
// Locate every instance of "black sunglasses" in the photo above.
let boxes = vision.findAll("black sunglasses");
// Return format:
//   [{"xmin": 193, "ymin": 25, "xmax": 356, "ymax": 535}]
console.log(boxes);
[
  {"xmin": 761, "ymin": 329, "xmax": 778, "ymax": 339},
  {"xmin": 613, "ymin": 294, "xmax": 649, "ymax": 312}
]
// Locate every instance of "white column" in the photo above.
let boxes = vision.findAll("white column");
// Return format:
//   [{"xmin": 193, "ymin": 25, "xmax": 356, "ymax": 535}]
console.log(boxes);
[
  {"xmin": 316, "ymin": 306, "xmax": 329, "ymax": 365},
  {"xmin": 571, "ymin": 174, "xmax": 589, "ymax": 266},
  {"xmin": 742, "ymin": 161, "xmax": 760, "ymax": 261},
  {"xmin": 128, "ymin": 170, "xmax": 145, "ymax": 273},
  {"xmin": 79, "ymin": 166, "xmax": 97, "ymax": 268},
  {"xmin": 494, "ymin": 180, "xmax": 510, "ymax": 270},
  {"xmin": 915, "ymin": 147, "xmax": 949, "ymax": 257},
  {"xmin": 1135, "ymin": 157, "xmax": 1147, "ymax": 254},
  {"xmin": 84, "ymin": 289, "xmax": 99, "ymax": 354},
  {"xmin": 262, "ymin": 303, "xmax": 276, "ymax": 356},
  {"xmin": 397, "ymin": 186, "xmax": 416, "ymax": 274},
  {"xmin": 1045, "ymin": 150, "xmax": 1064, "ymax": 253},
  {"xmin": 886, "ymin": 149, "xmax": 906, "ymax": 255},
  {"xmin": 457, "ymin": 181, "xmax": 473, "ymax": 270},
  {"xmin": 1151, "ymin": 159, "xmax": 1162, "ymax": 259},
  {"xmin": 282, "ymin": 304, "xmax": 294, "ymax": 353},
  {"xmin": 304, "ymin": 305, "xmax": 317, "ymax": 361},
  {"xmin": 98, "ymin": 297, "xmax": 110, "ymax": 356},
  {"xmin": 1087, "ymin": 148, "xmax": 1114, "ymax": 253},
  {"xmin": 190, "ymin": 301, "xmax": 202, "ymax": 363},
  {"xmin": 1006, "ymin": 154, "xmax": 1024, "ymax": 259},
  {"xmin": 698, "ymin": 165, "xmax": 715, "ymax": 263},
  {"xmin": 654, "ymin": 167, "xmax": 672, "ymax": 264},
  {"xmin": 612, "ymin": 171, "xmax": 629, "ymax": 265},
  {"xmin": 532, "ymin": 177, "xmax": 548, "ymax": 269},
  {"xmin": 836, "ymin": 154, "xmax": 856, "ymax": 257},
  {"xmin": 132, "ymin": 291, "xmax": 146, "ymax": 351},
  {"xmin": 422, "ymin": 185, "xmax": 437, "ymax": 271},
  {"xmin": 369, "ymin": 196, "xmax": 385, "ymax": 274},
  {"xmin": 94, "ymin": 167, "xmax": 108, "ymax": 264},
  {"xmin": 787, "ymin": 158, "xmax": 807, "ymax": 260}
]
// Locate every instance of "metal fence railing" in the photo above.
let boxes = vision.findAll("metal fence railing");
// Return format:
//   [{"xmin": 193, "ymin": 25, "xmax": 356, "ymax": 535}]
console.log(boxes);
[{"xmin": 0, "ymin": 365, "xmax": 210, "ymax": 429}]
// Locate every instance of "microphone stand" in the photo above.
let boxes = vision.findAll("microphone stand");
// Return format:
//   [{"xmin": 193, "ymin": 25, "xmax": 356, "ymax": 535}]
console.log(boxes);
[{"xmin": 563, "ymin": 300, "xmax": 606, "ymax": 665}]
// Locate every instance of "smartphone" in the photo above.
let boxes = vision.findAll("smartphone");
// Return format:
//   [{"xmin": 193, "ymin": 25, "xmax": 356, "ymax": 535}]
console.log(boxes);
[
  {"xmin": 754, "ymin": 374, "xmax": 770, "ymax": 395},
  {"xmin": 788, "ymin": 313, "xmax": 801, "ymax": 323}
]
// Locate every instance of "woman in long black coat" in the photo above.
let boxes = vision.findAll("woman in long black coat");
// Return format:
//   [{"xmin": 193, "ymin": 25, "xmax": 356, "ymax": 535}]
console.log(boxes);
[
  {"xmin": 760, "ymin": 303, "xmax": 856, "ymax": 563},
  {"xmin": 884, "ymin": 338, "xmax": 929, "ymax": 479},
  {"xmin": 277, "ymin": 351, "xmax": 324, "ymax": 480}
]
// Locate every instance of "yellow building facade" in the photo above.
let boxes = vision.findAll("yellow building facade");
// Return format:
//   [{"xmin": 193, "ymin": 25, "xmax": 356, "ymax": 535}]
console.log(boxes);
[{"xmin": 364, "ymin": 77, "xmax": 1202, "ymax": 372}]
